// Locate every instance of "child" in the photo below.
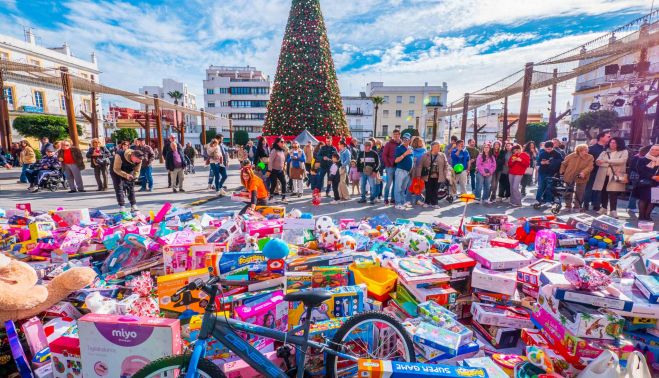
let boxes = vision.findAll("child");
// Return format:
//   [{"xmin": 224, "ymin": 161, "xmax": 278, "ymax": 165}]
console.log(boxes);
[
  {"xmin": 329, "ymin": 153, "xmax": 341, "ymax": 204},
  {"xmin": 349, "ymin": 159, "xmax": 360, "ymax": 195}
]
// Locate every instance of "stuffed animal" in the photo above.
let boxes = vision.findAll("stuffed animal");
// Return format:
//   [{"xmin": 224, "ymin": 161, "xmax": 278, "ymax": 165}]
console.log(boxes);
[
  {"xmin": 0, "ymin": 254, "xmax": 96, "ymax": 323},
  {"xmin": 315, "ymin": 216, "xmax": 334, "ymax": 234}
]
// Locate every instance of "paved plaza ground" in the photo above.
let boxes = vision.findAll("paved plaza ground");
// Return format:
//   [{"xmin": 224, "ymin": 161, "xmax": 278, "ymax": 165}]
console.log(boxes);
[{"xmin": 0, "ymin": 159, "xmax": 656, "ymax": 230}]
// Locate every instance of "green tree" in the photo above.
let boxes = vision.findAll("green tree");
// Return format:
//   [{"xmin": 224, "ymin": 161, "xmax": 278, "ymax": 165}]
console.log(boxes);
[
  {"xmin": 111, "ymin": 128, "xmax": 138, "ymax": 144},
  {"xmin": 200, "ymin": 129, "xmax": 217, "ymax": 145},
  {"xmin": 233, "ymin": 130, "xmax": 250, "ymax": 146},
  {"xmin": 167, "ymin": 90, "xmax": 183, "ymax": 105},
  {"xmin": 526, "ymin": 122, "xmax": 548, "ymax": 146},
  {"xmin": 571, "ymin": 110, "xmax": 617, "ymax": 140},
  {"xmin": 12, "ymin": 114, "xmax": 79, "ymax": 142},
  {"xmin": 372, "ymin": 96, "xmax": 384, "ymax": 137},
  {"xmin": 263, "ymin": 0, "xmax": 349, "ymax": 137}
]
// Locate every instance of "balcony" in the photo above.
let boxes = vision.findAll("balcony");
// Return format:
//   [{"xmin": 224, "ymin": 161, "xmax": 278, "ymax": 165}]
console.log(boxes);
[
  {"xmin": 425, "ymin": 102, "xmax": 443, "ymax": 107},
  {"xmin": 345, "ymin": 110, "xmax": 363, "ymax": 116}
]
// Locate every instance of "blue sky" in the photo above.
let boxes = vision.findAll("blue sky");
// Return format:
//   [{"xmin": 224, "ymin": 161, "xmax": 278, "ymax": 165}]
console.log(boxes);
[{"xmin": 0, "ymin": 0, "xmax": 653, "ymax": 114}]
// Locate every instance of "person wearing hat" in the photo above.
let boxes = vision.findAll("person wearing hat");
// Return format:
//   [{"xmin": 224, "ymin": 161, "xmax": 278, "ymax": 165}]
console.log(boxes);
[
  {"xmin": 393, "ymin": 131, "xmax": 414, "ymax": 209},
  {"xmin": 26, "ymin": 146, "xmax": 60, "ymax": 192},
  {"xmin": 110, "ymin": 147, "xmax": 144, "ymax": 213}
]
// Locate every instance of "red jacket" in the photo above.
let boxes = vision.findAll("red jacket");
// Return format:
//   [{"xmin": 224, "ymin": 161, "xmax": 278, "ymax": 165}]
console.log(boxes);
[
  {"xmin": 508, "ymin": 152, "xmax": 530, "ymax": 175},
  {"xmin": 382, "ymin": 139, "xmax": 400, "ymax": 168}
]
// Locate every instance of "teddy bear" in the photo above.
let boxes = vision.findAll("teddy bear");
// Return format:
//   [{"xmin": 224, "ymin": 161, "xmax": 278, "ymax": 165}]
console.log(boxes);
[{"xmin": 0, "ymin": 253, "xmax": 96, "ymax": 323}]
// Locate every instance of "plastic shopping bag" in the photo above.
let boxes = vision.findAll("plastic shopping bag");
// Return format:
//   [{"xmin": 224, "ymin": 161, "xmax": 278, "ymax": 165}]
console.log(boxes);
[
  {"xmin": 577, "ymin": 350, "xmax": 621, "ymax": 378},
  {"xmin": 621, "ymin": 351, "xmax": 652, "ymax": 378}
]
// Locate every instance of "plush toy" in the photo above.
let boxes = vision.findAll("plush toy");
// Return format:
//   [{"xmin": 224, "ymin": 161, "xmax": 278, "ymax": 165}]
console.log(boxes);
[
  {"xmin": 319, "ymin": 227, "xmax": 341, "ymax": 249},
  {"xmin": 0, "ymin": 254, "xmax": 96, "ymax": 323},
  {"xmin": 315, "ymin": 216, "xmax": 335, "ymax": 233},
  {"xmin": 338, "ymin": 235, "xmax": 357, "ymax": 251},
  {"xmin": 262, "ymin": 238, "xmax": 290, "ymax": 260},
  {"xmin": 241, "ymin": 235, "xmax": 260, "ymax": 252},
  {"xmin": 288, "ymin": 209, "xmax": 302, "ymax": 219}
]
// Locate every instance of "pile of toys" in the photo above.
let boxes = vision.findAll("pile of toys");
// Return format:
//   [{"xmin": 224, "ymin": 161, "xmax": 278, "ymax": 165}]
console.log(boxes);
[{"xmin": 0, "ymin": 202, "xmax": 657, "ymax": 378}]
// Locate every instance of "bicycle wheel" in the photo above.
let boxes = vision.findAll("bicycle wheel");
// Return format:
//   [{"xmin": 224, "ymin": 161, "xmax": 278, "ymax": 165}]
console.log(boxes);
[
  {"xmin": 132, "ymin": 354, "xmax": 225, "ymax": 378},
  {"xmin": 325, "ymin": 311, "xmax": 415, "ymax": 378}
]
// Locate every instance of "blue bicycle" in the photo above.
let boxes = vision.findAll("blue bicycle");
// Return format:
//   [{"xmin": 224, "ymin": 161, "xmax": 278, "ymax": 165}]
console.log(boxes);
[{"xmin": 134, "ymin": 275, "xmax": 415, "ymax": 378}]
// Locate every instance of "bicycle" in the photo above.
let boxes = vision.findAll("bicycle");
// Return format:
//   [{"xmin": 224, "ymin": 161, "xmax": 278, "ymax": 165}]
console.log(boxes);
[{"xmin": 134, "ymin": 275, "xmax": 415, "ymax": 378}]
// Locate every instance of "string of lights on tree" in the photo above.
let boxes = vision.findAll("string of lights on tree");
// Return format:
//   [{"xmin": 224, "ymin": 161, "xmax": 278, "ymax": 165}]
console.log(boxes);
[{"xmin": 263, "ymin": 0, "xmax": 350, "ymax": 137}]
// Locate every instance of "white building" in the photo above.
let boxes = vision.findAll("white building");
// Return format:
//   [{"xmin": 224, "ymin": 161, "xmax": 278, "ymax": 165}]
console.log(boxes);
[
  {"xmin": 367, "ymin": 81, "xmax": 448, "ymax": 140},
  {"xmin": 342, "ymin": 93, "xmax": 374, "ymax": 141},
  {"xmin": 139, "ymin": 78, "xmax": 198, "ymax": 144},
  {"xmin": 571, "ymin": 26, "xmax": 659, "ymax": 143},
  {"xmin": 203, "ymin": 66, "xmax": 271, "ymax": 140},
  {"xmin": 0, "ymin": 28, "xmax": 101, "ymax": 145}
]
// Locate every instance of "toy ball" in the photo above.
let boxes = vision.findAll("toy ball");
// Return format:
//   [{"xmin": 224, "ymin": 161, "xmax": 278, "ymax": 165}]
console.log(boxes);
[
  {"xmin": 453, "ymin": 163, "xmax": 464, "ymax": 174},
  {"xmin": 339, "ymin": 235, "xmax": 357, "ymax": 251},
  {"xmin": 588, "ymin": 237, "xmax": 599, "ymax": 246},
  {"xmin": 262, "ymin": 238, "xmax": 290, "ymax": 260},
  {"xmin": 405, "ymin": 233, "xmax": 430, "ymax": 254},
  {"xmin": 288, "ymin": 209, "xmax": 302, "ymax": 219},
  {"xmin": 597, "ymin": 241, "xmax": 608, "ymax": 249},
  {"xmin": 603, "ymin": 238, "xmax": 612, "ymax": 244},
  {"xmin": 315, "ymin": 216, "xmax": 335, "ymax": 233},
  {"xmin": 257, "ymin": 161, "xmax": 266, "ymax": 170}
]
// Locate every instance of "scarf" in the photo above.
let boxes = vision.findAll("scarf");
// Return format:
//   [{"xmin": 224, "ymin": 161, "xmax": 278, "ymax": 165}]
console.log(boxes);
[{"xmin": 645, "ymin": 151, "xmax": 659, "ymax": 168}]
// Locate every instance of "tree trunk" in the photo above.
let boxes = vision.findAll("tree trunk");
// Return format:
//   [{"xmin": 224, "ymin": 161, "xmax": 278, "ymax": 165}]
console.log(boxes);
[{"xmin": 374, "ymin": 104, "xmax": 379, "ymax": 138}]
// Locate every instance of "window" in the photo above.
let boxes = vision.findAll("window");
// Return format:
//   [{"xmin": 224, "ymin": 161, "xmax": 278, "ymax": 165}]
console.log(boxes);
[
  {"xmin": 429, "ymin": 96, "xmax": 441, "ymax": 106},
  {"xmin": 206, "ymin": 89, "xmax": 214, "ymax": 95},
  {"xmin": 383, "ymin": 96, "xmax": 389, "ymax": 104},
  {"xmin": 230, "ymin": 100, "xmax": 268, "ymax": 108},
  {"xmin": 220, "ymin": 101, "xmax": 229, "ymax": 107},
  {"xmin": 382, "ymin": 110, "xmax": 389, "ymax": 118},
  {"xmin": 395, "ymin": 125, "xmax": 401, "ymax": 129},
  {"xmin": 230, "ymin": 87, "xmax": 269, "ymax": 95},
  {"xmin": 3, "ymin": 87, "xmax": 14, "ymax": 106},
  {"xmin": 80, "ymin": 73, "xmax": 89, "ymax": 79},
  {"xmin": 407, "ymin": 125, "xmax": 414, "ymax": 129},
  {"xmin": 34, "ymin": 91, "xmax": 44, "ymax": 109},
  {"xmin": 230, "ymin": 113, "xmax": 266, "ymax": 120},
  {"xmin": 396, "ymin": 96, "xmax": 402, "ymax": 104},
  {"xmin": 83, "ymin": 99, "xmax": 91, "ymax": 112},
  {"xmin": 0, "ymin": 51, "xmax": 9, "ymax": 60},
  {"xmin": 408, "ymin": 110, "xmax": 414, "ymax": 117},
  {"xmin": 207, "ymin": 102, "xmax": 216, "ymax": 108},
  {"xmin": 60, "ymin": 95, "xmax": 66, "ymax": 110},
  {"xmin": 382, "ymin": 125, "xmax": 389, "ymax": 135},
  {"xmin": 218, "ymin": 88, "xmax": 228, "ymax": 94},
  {"xmin": 29, "ymin": 59, "xmax": 41, "ymax": 67},
  {"xmin": 355, "ymin": 118, "xmax": 361, "ymax": 126},
  {"xmin": 395, "ymin": 110, "xmax": 402, "ymax": 118},
  {"xmin": 409, "ymin": 96, "xmax": 416, "ymax": 104}
]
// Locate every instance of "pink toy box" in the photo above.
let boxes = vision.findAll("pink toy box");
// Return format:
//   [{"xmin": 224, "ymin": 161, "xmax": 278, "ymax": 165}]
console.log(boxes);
[
  {"xmin": 57, "ymin": 208, "xmax": 91, "ymax": 226},
  {"xmin": 78, "ymin": 314, "xmax": 181, "ymax": 378},
  {"xmin": 50, "ymin": 332, "xmax": 82, "ymax": 378},
  {"xmin": 234, "ymin": 290, "xmax": 288, "ymax": 348},
  {"xmin": 246, "ymin": 219, "xmax": 284, "ymax": 237},
  {"xmin": 221, "ymin": 349, "xmax": 292, "ymax": 377}
]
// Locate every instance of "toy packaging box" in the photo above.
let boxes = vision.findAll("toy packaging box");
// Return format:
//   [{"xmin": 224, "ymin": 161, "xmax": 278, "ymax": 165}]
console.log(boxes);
[
  {"xmin": 310, "ymin": 266, "xmax": 349, "ymax": 289},
  {"xmin": 407, "ymin": 320, "xmax": 473, "ymax": 356},
  {"xmin": 467, "ymin": 247, "xmax": 530, "ymax": 270},
  {"xmin": 634, "ymin": 274, "xmax": 659, "ymax": 304},
  {"xmin": 470, "ymin": 302, "xmax": 534, "ymax": 330},
  {"xmin": 285, "ymin": 271, "xmax": 313, "ymax": 292},
  {"xmin": 462, "ymin": 356, "xmax": 509, "ymax": 378},
  {"xmin": 156, "ymin": 268, "xmax": 211, "ymax": 314},
  {"xmin": 78, "ymin": 314, "xmax": 181, "ymax": 378},
  {"xmin": 246, "ymin": 219, "xmax": 284, "ymax": 237},
  {"xmin": 288, "ymin": 285, "xmax": 365, "ymax": 329},
  {"xmin": 234, "ymin": 290, "xmax": 288, "ymax": 349},
  {"xmin": 387, "ymin": 257, "xmax": 450, "ymax": 288},
  {"xmin": 357, "ymin": 359, "xmax": 487, "ymax": 378},
  {"xmin": 286, "ymin": 252, "xmax": 373, "ymax": 272},
  {"xmin": 50, "ymin": 333, "xmax": 82, "ymax": 378},
  {"xmin": 471, "ymin": 264, "xmax": 517, "ymax": 296},
  {"xmin": 399, "ymin": 279, "xmax": 458, "ymax": 306},
  {"xmin": 214, "ymin": 251, "xmax": 268, "ymax": 280},
  {"xmin": 516, "ymin": 259, "xmax": 560, "ymax": 288},
  {"xmin": 254, "ymin": 205, "xmax": 286, "ymax": 217},
  {"xmin": 57, "ymin": 209, "xmax": 91, "ymax": 226},
  {"xmin": 299, "ymin": 317, "xmax": 353, "ymax": 376},
  {"xmin": 553, "ymin": 286, "xmax": 634, "ymax": 311},
  {"xmin": 471, "ymin": 319, "xmax": 520, "ymax": 349}
]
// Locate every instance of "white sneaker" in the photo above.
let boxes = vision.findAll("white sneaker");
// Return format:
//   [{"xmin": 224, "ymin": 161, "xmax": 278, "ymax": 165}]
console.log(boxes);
[
  {"xmin": 219, "ymin": 188, "xmax": 228, "ymax": 196},
  {"xmin": 404, "ymin": 202, "xmax": 413, "ymax": 208},
  {"xmin": 598, "ymin": 208, "xmax": 607, "ymax": 215},
  {"xmin": 422, "ymin": 203, "xmax": 430, "ymax": 208},
  {"xmin": 329, "ymin": 200, "xmax": 339, "ymax": 204},
  {"xmin": 609, "ymin": 210, "xmax": 618, "ymax": 218},
  {"xmin": 119, "ymin": 206, "xmax": 127, "ymax": 213},
  {"xmin": 395, "ymin": 205, "xmax": 406, "ymax": 210},
  {"xmin": 131, "ymin": 205, "xmax": 139, "ymax": 213}
]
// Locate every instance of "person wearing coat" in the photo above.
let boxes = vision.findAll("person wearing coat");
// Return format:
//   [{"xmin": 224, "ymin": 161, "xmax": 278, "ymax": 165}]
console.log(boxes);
[
  {"xmin": 592, "ymin": 137, "xmax": 628, "ymax": 218},
  {"xmin": 507, "ymin": 144, "xmax": 531, "ymax": 207},
  {"xmin": 475, "ymin": 143, "xmax": 496, "ymax": 203},
  {"xmin": 165, "ymin": 141, "xmax": 187, "ymax": 193},
  {"xmin": 632, "ymin": 144, "xmax": 659, "ymax": 221},
  {"xmin": 419, "ymin": 141, "xmax": 449, "ymax": 208},
  {"xmin": 559, "ymin": 144, "xmax": 594, "ymax": 211},
  {"xmin": 86, "ymin": 138, "xmax": 111, "ymax": 191},
  {"xmin": 18, "ymin": 140, "xmax": 36, "ymax": 184},
  {"xmin": 57, "ymin": 140, "xmax": 85, "ymax": 192}
]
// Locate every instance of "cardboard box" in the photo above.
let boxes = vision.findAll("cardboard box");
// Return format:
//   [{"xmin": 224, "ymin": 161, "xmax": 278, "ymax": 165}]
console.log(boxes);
[
  {"xmin": 288, "ymin": 285, "xmax": 364, "ymax": 329},
  {"xmin": 57, "ymin": 209, "xmax": 91, "ymax": 226},
  {"xmin": 50, "ymin": 333, "xmax": 82, "ymax": 378},
  {"xmin": 471, "ymin": 319, "xmax": 520, "ymax": 349},
  {"xmin": 467, "ymin": 247, "xmax": 530, "ymax": 270},
  {"xmin": 554, "ymin": 286, "xmax": 633, "ymax": 311},
  {"xmin": 462, "ymin": 357, "xmax": 509, "ymax": 378},
  {"xmin": 254, "ymin": 205, "xmax": 286, "ymax": 218},
  {"xmin": 634, "ymin": 275, "xmax": 659, "ymax": 304},
  {"xmin": 609, "ymin": 279, "xmax": 659, "ymax": 319},
  {"xmin": 470, "ymin": 302, "xmax": 534, "ymax": 329},
  {"xmin": 409, "ymin": 320, "xmax": 472, "ymax": 355},
  {"xmin": 399, "ymin": 280, "xmax": 457, "ymax": 306},
  {"xmin": 286, "ymin": 252, "xmax": 373, "ymax": 272},
  {"xmin": 387, "ymin": 256, "xmax": 450, "ymax": 287},
  {"xmin": 431, "ymin": 253, "xmax": 476, "ymax": 279},
  {"xmin": 156, "ymin": 268, "xmax": 211, "ymax": 314},
  {"xmin": 516, "ymin": 259, "xmax": 560, "ymax": 288},
  {"xmin": 592, "ymin": 215, "xmax": 625, "ymax": 235},
  {"xmin": 78, "ymin": 314, "xmax": 181, "ymax": 378},
  {"xmin": 246, "ymin": 219, "xmax": 284, "ymax": 237},
  {"xmin": 357, "ymin": 359, "xmax": 487, "ymax": 378},
  {"xmin": 471, "ymin": 264, "xmax": 517, "ymax": 296},
  {"xmin": 234, "ymin": 290, "xmax": 288, "ymax": 349}
]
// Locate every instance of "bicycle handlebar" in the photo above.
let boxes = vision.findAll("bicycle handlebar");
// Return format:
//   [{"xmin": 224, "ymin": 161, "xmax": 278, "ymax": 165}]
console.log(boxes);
[{"xmin": 174, "ymin": 275, "xmax": 256, "ymax": 296}]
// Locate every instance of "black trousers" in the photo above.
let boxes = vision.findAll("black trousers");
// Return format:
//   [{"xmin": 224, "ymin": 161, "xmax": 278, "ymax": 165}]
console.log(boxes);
[
  {"xmin": 498, "ymin": 173, "xmax": 511, "ymax": 198},
  {"xmin": 425, "ymin": 177, "xmax": 439, "ymax": 205},
  {"xmin": 240, "ymin": 198, "xmax": 268, "ymax": 215},
  {"xmin": 269, "ymin": 169, "xmax": 286, "ymax": 199},
  {"xmin": 330, "ymin": 174, "xmax": 340, "ymax": 200},
  {"xmin": 111, "ymin": 173, "xmax": 136, "ymax": 206},
  {"xmin": 599, "ymin": 176, "xmax": 619, "ymax": 211}
]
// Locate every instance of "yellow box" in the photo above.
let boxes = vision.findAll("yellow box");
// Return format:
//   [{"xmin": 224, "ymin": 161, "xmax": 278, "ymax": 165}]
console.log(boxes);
[
  {"xmin": 157, "ymin": 268, "xmax": 210, "ymax": 314},
  {"xmin": 255, "ymin": 206, "xmax": 286, "ymax": 218}
]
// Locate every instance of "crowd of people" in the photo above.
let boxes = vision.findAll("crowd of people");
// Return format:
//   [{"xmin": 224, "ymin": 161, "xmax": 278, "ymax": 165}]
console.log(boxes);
[{"xmin": 2, "ymin": 129, "xmax": 658, "ymax": 221}]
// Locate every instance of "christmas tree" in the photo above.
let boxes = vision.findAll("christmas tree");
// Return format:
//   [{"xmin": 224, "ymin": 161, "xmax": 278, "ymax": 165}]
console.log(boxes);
[{"xmin": 263, "ymin": 0, "xmax": 349, "ymax": 137}]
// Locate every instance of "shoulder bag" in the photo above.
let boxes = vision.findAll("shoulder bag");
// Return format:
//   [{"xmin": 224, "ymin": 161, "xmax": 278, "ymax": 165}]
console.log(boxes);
[
  {"xmin": 607, "ymin": 152, "xmax": 628, "ymax": 184},
  {"xmin": 362, "ymin": 150, "xmax": 374, "ymax": 175}
]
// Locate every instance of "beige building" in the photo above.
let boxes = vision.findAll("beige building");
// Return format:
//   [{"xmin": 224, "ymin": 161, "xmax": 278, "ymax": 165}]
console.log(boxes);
[{"xmin": 367, "ymin": 81, "xmax": 448, "ymax": 139}]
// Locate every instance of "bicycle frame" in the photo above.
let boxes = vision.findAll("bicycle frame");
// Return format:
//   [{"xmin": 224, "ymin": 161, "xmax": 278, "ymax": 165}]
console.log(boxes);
[{"xmin": 184, "ymin": 284, "xmax": 357, "ymax": 378}]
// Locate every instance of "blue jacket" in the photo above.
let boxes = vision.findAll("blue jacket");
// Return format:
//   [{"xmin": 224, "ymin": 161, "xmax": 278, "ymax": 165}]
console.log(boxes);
[
  {"xmin": 287, "ymin": 150, "xmax": 306, "ymax": 169},
  {"xmin": 340, "ymin": 148, "xmax": 351, "ymax": 168},
  {"xmin": 37, "ymin": 155, "xmax": 61, "ymax": 170},
  {"xmin": 536, "ymin": 149, "xmax": 563, "ymax": 176},
  {"xmin": 450, "ymin": 148, "xmax": 470, "ymax": 170}
]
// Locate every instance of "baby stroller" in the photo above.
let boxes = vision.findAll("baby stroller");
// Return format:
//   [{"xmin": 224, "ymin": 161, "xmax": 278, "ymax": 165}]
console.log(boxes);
[
  {"xmin": 437, "ymin": 181, "xmax": 454, "ymax": 204},
  {"xmin": 533, "ymin": 176, "xmax": 571, "ymax": 214},
  {"xmin": 36, "ymin": 169, "xmax": 68, "ymax": 192}
]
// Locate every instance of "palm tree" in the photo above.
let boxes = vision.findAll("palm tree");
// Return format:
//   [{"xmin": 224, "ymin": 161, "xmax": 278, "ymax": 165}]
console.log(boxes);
[
  {"xmin": 167, "ymin": 90, "xmax": 184, "ymax": 144},
  {"xmin": 372, "ymin": 96, "xmax": 384, "ymax": 138}
]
